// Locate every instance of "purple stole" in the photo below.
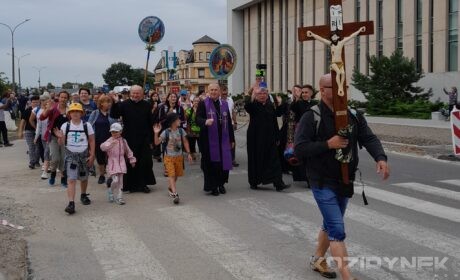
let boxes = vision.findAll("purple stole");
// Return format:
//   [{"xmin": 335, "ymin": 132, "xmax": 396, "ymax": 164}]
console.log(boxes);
[{"xmin": 204, "ymin": 97, "xmax": 233, "ymax": 171}]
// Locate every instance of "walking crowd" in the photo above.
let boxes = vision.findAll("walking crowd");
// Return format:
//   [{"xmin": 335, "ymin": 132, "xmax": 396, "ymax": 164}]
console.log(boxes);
[{"xmin": 5, "ymin": 74, "xmax": 390, "ymax": 280}]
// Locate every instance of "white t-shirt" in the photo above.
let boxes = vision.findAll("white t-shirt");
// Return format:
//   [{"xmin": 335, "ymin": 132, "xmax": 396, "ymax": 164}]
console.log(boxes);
[
  {"xmin": 221, "ymin": 97, "xmax": 234, "ymax": 121},
  {"xmin": 60, "ymin": 120, "xmax": 94, "ymax": 153}
]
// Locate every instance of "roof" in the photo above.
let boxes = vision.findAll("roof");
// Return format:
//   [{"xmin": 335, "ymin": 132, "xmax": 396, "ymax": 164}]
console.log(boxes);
[{"xmin": 192, "ymin": 35, "xmax": 220, "ymax": 45}]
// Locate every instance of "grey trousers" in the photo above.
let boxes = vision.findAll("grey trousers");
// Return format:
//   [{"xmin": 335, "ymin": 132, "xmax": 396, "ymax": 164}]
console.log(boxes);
[
  {"xmin": 49, "ymin": 136, "xmax": 65, "ymax": 172},
  {"xmin": 24, "ymin": 130, "xmax": 40, "ymax": 165}
]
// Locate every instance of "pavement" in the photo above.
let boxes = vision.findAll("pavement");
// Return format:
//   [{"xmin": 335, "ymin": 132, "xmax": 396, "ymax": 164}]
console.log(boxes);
[
  {"xmin": 0, "ymin": 125, "xmax": 459, "ymax": 280},
  {"xmin": 365, "ymin": 115, "xmax": 451, "ymax": 129}
]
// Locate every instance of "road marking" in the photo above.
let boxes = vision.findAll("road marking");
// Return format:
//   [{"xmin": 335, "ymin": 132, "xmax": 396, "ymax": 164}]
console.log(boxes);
[
  {"xmin": 289, "ymin": 192, "xmax": 460, "ymax": 261},
  {"xmin": 439, "ymin": 179, "xmax": 460, "ymax": 187},
  {"xmin": 83, "ymin": 215, "xmax": 171, "ymax": 280},
  {"xmin": 229, "ymin": 197, "xmax": 430, "ymax": 280},
  {"xmin": 38, "ymin": 187, "xmax": 64, "ymax": 194},
  {"xmin": 361, "ymin": 185, "xmax": 460, "ymax": 223},
  {"xmin": 393, "ymin": 182, "xmax": 460, "ymax": 201},
  {"xmin": 158, "ymin": 206, "xmax": 303, "ymax": 280}
]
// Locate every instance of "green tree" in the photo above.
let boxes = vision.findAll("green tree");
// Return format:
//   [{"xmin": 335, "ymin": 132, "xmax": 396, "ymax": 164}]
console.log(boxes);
[
  {"xmin": 47, "ymin": 82, "xmax": 55, "ymax": 89},
  {"xmin": 0, "ymin": 72, "xmax": 11, "ymax": 94},
  {"xmin": 62, "ymin": 82, "xmax": 75, "ymax": 89},
  {"xmin": 82, "ymin": 82, "xmax": 94, "ymax": 89},
  {"xmin": 132, "ymin": 69, "xmax": 154, "ymax": 88},
  {"xmin": 102, "ymin": 62, "xmax": 135, "ymax": 89},
  {"xmin": 352, "ymin": 50, "xmax": 432, "ymax": 116}
]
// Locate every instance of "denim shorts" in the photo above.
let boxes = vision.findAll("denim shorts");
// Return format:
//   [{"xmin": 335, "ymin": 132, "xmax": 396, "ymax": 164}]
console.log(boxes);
[{"xmin": 311, "ymin": 185, "xmax": 349, "ymax": 242}]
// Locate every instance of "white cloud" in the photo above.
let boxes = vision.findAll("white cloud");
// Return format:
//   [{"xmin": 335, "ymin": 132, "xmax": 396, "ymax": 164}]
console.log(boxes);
[{"xmin": 0, "ymin": 0, "xmax": 227, "ymax": 88}]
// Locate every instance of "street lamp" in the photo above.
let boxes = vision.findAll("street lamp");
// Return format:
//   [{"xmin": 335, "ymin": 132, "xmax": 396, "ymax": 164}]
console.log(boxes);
[
  {"xmin": 7, "ymin": 53, "xmax": 30, "ymax": 92},
  {"xmin": 33, "ymin": 66, "xmax": 46, "ymax": 89},
  {"xmin": 0, "ymin": 19, "xmax": 31, "ymax": 93}
]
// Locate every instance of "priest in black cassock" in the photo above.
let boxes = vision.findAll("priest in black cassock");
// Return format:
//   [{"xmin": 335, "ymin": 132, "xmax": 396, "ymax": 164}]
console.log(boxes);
[
  {"xmin": 110, "ymin": 85, "xmax": 156, "ymax": 193},
  {"xmin": 196, "ymin": 83, "xmax": 235, "ymax": 196},
  {"xmin": 245, "ymin": 86, "xmax": 290, "ymax": 191}
]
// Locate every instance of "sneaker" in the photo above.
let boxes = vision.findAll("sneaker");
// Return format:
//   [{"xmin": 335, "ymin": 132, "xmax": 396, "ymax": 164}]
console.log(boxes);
[
  {"xmin": 98, "ymin": 175, "xmax": 106, "ymax": 184},
  {"xmin": 80, "ymin": 193, "xmax": 91, "ymax": 205},
  {"xmin": 64, "ymin": 202, "xmax": 75, "ymax": 215},
  {"xmin": 41, "ymin": 165, "xmax": 45, "ymax": 171},
  {"xmin": 173, "ymin": 193, "xmax": 180, "ymax": 204},
  {"xmin": 4, "ymin": 143, "xmax": 13, "ymax": 147},
  {"xmin": 115, "ymin": 198, "xmax": 125, "ymax": 205},
  {"xmin": 310, "ymin": 256, "xmax": 337, "ymax": 279},
  {"xmin": 107, "ymin": 189, "xmax": 114, "ymax": 203},
  {"xmin": 41, "ymin": 171, "xmax": 49, "ymax": 180},
  {"xmin": 49, "ymin": 172, "xmax": 56, "ymax": 186},
  {"xmin": 61, "ymin": 176, "xmax": 68, "ymax": 188},
  {"xmin": 28, "ymin": 164, "xmax": 35, "ymax": 170}
]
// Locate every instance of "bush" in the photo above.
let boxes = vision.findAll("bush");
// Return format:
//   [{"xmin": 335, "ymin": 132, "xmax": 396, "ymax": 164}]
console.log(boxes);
[{"xmin": 367, "ymin": 100, "xmax": 432, "ymax": 119}]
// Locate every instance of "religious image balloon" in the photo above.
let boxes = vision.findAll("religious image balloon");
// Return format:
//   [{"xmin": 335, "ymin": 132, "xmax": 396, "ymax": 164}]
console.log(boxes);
[
  {"xmin": 138, "ymin": 16, "xmax": 165, "ymax": 44},
  {"xmin": 209, "ymin": 44, "xmax": 237, "ymax": 80}
]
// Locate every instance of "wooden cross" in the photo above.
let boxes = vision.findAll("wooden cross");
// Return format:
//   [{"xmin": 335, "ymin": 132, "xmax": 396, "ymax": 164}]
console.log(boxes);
[{"xmin": 298, "ymin": 0, "xmax": 374, "ymax": 186}]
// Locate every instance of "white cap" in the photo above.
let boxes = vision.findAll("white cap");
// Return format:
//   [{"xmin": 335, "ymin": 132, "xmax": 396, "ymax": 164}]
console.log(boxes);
[{"xmin": 109, "ymin": 123, "xmax": 123, "ymax": 132}]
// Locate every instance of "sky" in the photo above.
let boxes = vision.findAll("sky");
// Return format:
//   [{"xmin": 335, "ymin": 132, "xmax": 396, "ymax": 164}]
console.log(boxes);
[{"xmin": 0, "ymin": 0, "xmax": 227, "ymax": 89}]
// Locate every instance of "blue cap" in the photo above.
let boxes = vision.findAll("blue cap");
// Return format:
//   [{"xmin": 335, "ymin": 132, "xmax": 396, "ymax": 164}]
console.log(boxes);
[
  {"xmin": 259, "ymin": 82, "xmax": 268, "ymax": 89},
  {"xmin": 180, "ymin": 90, "xmax": 187, "ymax": 96}
]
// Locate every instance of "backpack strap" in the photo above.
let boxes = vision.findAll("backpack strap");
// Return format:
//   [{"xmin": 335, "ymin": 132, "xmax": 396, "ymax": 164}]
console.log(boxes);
[
  {"xmin": 162, "ymin": 128, "xmax": 170, "ymax": 155},
  {"xmin": 310, "ymin": 105, "xmax": 321, "ymax": 136},
  {"xmin": 64, "ymin": 122, "xmax": 89, "ymax": 146},
  {"xmin": 65, "ymin": 122, "xmax": 70, "ymax": 146}
]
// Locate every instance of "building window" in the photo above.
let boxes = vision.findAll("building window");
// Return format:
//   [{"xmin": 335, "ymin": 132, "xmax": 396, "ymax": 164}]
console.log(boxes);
[
  {"xmin": 396, "ymin": 0, "xmax": 403, "ymax": 51},
  {"xmin": 355, "ymin": 0, "xmax": 361, "ymax": 71},
  {"xmin": 198, "ymin": 68, "xmax": 205, "ymax": 79},
  {"xmin": 415, "ymin": 0, "xmax": 423, "ymax": 72},
  {"xmin": 448, "ymin": 0, "xmax": 458, "ymax": 71},
  {"xmin": 299, "ymin": 0, "xmax": 304, "ymax": 83},
  {"xmin": 279, "ymin": 0, "xmax": 283, "ymax": 90},
  {"xmin": 270, "ymin": 0, "xmax": 274, "ymax": 88},
  {"xmin": 206, "ymin": 52, "xmax": 211, "ymax": 60},
  {"xmin": 199, "ymin": 52, "xmax": 204, "ymax": 61},
  {"xmin": 377, "ymin": 0, "xmax": 383, "ymax": 57},
  {"xmin": 199, "ymin": 85, "xmax": 205, "ymax": 92},
  {"xmin": 428, "ymin": 0, "xmax": 433, "ymax": 72}
]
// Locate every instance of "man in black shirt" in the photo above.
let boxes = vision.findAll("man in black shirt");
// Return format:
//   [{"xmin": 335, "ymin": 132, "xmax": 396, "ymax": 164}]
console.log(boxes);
[{"xmin": 294, "ymin": 74, "xmax": 389, "ymax": 279}]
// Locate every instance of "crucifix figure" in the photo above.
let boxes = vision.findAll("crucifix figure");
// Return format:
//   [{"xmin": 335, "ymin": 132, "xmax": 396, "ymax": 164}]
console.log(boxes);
[
  {"xmin": 71, "ymin": 131, "xmax": 81, "ymax": 143},
  {"xmin": 298, "ymin": 0, "xmax": 374, "ymax": 185},
  {"xmin": 307, "ymin": 26, "xmax": 366, "ymax": 97}
]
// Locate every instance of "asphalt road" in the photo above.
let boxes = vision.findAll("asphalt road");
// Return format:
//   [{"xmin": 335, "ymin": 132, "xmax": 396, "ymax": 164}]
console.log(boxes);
[{"xmin": 1, "ymin": 129, "xmax": 459, "ymax": 280}]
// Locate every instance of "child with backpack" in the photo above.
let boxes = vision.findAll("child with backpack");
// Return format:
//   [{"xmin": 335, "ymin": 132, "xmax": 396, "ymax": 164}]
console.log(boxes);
[
  {"xmin": 54, "ymin": 103, "xmax": 95, "ymax": 215},
  {"xmin": 100, "ymin": 123, "xmax": 136, "ymax": 205},
  {"xmin": 154, "ymin": 113, "xmax": 193, "ymax": 204}
]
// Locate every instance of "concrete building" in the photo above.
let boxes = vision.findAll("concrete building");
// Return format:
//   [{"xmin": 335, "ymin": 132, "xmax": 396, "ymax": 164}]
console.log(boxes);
[
  {"xmin": 154, "ymin": 35, "xmax": 220, "ymax": 95},
  {"xmin": 227, "ymin": 0, "xmax": 459, "ymax": 101}
]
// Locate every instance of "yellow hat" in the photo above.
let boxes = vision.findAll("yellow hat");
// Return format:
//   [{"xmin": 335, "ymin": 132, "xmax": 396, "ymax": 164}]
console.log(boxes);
[{"xmin": 68, "ymin": 102, "xmax": 84, "ymax": 113}]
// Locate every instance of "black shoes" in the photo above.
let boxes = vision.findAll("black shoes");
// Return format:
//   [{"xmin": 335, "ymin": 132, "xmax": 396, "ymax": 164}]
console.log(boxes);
[
  {"xmin": 250, "ymin": 185, "xmax": 258, "ymax": 190},
  {"xmin": 98, "ymin": 175, "xmax": 106, "ymax": 184},
  {"xmin": 143, "ymin": 186, "xmax": 151, "ymax": 193},
  {"xmin": 4, "ymin": 143, "xmax": 13, "ymax": 147},
  {"xmin": 211, "ymin": 189, "xmax": 220, "ymax": 196},
  {"xmin": 275, "ymin": 183, "xmax": 291, "ymax": 192},
  {"xmin": 218, "ymin": 186, "xmax": 226, "ymax": 194},
  {"xmin": 232, "ymin": 161, "xmax": 240, "ymax": 167},
  {"xmin": 65, "ymin": 201, "xmax": 75, "ymax": 215},
  {"xmin": 80, "ymin": 193, "xmax": 91, "ymax": 205}
]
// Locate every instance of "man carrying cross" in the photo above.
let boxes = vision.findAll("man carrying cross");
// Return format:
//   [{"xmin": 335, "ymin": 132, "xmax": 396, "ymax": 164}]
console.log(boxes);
[
  {"xmin": 295, "ymin": 74, "xmax": 389, "ymax": 279},
  {"xmin": 296, "ymin": 1, "xmax": 389, "ymax": 279}
]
